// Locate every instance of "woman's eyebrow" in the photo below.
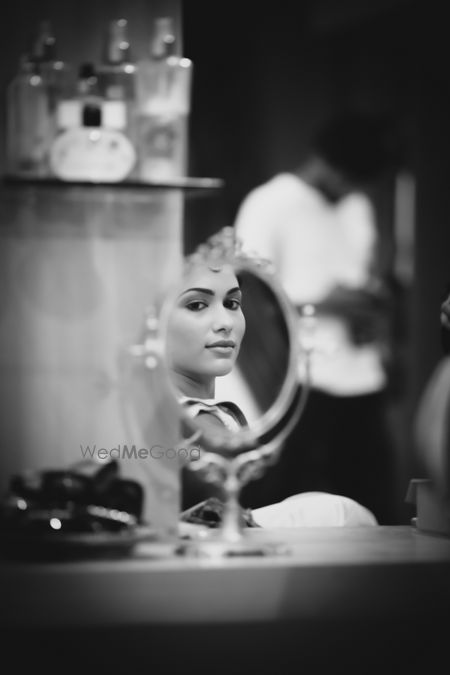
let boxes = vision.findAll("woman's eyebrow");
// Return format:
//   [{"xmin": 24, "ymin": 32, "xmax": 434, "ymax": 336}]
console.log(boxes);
[
  {"xmin": 179, "ymin": 287, "xmax": 215, "ymax": 297},
  {"xmin": 178, "ymin": 286, "xmax": 241, "ymax": 298}
]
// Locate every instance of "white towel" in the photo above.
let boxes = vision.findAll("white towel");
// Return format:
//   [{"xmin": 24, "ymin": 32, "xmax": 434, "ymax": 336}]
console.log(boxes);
[{"xmin": 252, "ymin": 491, "xmax": 378, "ymax": 528}]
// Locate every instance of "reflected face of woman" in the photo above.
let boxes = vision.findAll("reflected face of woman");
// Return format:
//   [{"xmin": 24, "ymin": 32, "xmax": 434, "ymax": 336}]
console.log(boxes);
[{"xmin": 166, "ymin": 264, "xmax": 246, "ymax": 397}]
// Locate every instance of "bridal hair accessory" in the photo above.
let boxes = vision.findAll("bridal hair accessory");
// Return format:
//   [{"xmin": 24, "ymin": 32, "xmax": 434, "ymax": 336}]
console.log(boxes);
[{"xmin": 185, "ymin": 226, "xmax": 274, "ymax": 274}]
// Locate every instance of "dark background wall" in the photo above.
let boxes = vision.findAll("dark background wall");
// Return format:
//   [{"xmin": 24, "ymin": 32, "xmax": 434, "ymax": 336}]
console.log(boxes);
[
  {"xmin": 182, "ymin": 0, "xmax": 448, "ymax": 471},
  {"xmin": 184, "ymin": 0, "xmax": 419, "ymax": 220},
  {"xmin": 1, "ymin": 0, "xmax": 448, "ymax": 507}
]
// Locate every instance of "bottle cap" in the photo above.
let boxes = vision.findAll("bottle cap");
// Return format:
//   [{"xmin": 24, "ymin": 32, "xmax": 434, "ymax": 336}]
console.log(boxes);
[{"xmin": 83, "ymin": 104, "xmax": 102, "ymax": 127}]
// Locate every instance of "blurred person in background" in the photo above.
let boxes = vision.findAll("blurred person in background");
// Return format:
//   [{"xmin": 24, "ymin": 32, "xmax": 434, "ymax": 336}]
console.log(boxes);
[
  {"xmin": 234, "ymin": 109, "xmax": 405, "ymax": 524},
  {"xmin": 441, "ymin": 286, "xmax": 450, "ymax": 354},
  {"xmin": 412, "ymin": 284, "xmax": 450, "ymax": 507}
]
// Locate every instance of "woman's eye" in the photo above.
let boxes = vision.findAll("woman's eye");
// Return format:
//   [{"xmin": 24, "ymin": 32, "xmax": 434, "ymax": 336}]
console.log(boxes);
[
  {"xmin": 225, "ymin": 298, "xmax": 242, "ymax": 310},
  {"xmin": 185, "ymin": 301, "xmax": 207, "ymax": 312}
]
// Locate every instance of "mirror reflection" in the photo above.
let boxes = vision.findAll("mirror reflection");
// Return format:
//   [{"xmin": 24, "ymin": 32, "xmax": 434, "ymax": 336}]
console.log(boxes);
[
  {"xmin": 162, "ymin": 228, "xmax": 300, "ymax": 453},
  {"xmin": 165, "ymin": 260, "xmax": 292, "ymax": 436},
  {"xmin": 165, "ymin": 259, "xmax": 248, "ymax": 433}
]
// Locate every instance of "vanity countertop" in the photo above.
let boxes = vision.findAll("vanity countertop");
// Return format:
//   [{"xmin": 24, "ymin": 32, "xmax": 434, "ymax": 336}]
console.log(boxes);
[
  {"xmin": 2, "ymin": 525, "xmax": 449, "ymax": 675},
  {"xmin": 2, "ymin": 525, "xmax": 450, "ymax": 627}
]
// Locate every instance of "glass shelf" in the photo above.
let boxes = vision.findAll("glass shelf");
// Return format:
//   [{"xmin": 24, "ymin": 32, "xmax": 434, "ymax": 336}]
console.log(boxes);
[{"xmin": 1, "ymin": 174, "xmax": 224, "ymax": 195}]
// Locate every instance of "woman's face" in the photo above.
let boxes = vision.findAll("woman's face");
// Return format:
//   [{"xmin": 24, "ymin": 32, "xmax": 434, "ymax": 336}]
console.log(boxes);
[{"xmin": 166, "ymin": 263, "xmax": 246, "ymax": 395}]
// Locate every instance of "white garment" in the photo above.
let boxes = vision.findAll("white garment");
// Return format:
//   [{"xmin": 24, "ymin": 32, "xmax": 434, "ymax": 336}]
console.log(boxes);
[
  {"xmin": 234, "ymin": 173, "xmax": 386, "ymax": 395},
  {"xmin": 252, "ymin": 492, "xmax": 378, "ymax": 528},
  {"xmin": 215, "ymin": 367, "xmax": 262, "ymax": 424}
]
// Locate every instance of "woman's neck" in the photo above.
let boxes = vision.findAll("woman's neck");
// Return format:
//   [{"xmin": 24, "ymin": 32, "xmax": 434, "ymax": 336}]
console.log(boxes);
[{"xmin": 171, "ymin": 371, "xmax": 215, "ymax": 400}]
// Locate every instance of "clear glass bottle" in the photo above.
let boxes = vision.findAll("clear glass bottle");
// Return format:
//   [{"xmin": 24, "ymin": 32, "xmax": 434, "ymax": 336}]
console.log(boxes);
[
  {"xmin": 97, "ymin": 18, "xmax": 136, "ymax": 101},
  {"xmin": 29, "ymin": 20, "xmax": 72, "ymax": 112},
  {"xmin": 5, "ymin": 20, "xmax": 73, "ymax": 178},
  {"xmin": 96, "ymin": 18, "xmax": 137, "ymax": 162},
  {"xmin": 6, "ymin": 55, "xmax": 51, "ymax": 177},
  {"xmin": 135, "ymin": 16, "xmax": 193, "ymax": 181}
]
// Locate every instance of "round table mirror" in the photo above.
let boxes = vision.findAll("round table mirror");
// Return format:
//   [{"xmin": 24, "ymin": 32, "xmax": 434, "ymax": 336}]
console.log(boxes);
[{"xmin": 158, "ymin": 227, "xmax": 313, "ymax": 556}]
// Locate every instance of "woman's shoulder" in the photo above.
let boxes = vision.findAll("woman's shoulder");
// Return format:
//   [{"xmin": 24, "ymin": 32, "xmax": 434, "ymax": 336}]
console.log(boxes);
[
  {"xmin": 216, "ymin": 400, "xmax": 248, "ymax": 427},
  {"xmin": 180, "ymin": 397, "xmax": 248, "ymax": 432}
]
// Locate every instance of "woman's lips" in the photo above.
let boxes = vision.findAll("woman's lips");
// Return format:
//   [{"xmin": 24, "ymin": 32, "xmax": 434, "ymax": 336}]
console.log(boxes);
[{"xmin": 206, "ymin": 340, "xmax": 236, "ymax": 355}]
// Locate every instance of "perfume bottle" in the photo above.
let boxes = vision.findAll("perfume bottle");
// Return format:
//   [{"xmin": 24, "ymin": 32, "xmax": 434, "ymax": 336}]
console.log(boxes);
[
  {"xmin": 135, "ymin": 16, "xmax": 193, "ymax": 181},
  {"xmin": 50, "ymin": 62, "xmax": 136, "ymax": 183},
  {"xmin": 29, "ymin": 20, "xmax": 73, "ymax": 113},
  {"xmin": 5, "ymin": 20, "xmax": 72, "ymax": 178},
  {"xmin": 97, "ymin": 18, "xmax": 136, "ymax": 101},
  {"xmin": 6, "ymin": 55, "xmax": 51, "ymax": 177},
  {"xmin": 51, "ymin": 62, "xmax": 101, "ymax": 151},
  {"xmin": 96, "ymin": 18, "xmax": 137, "ymax": 162}
]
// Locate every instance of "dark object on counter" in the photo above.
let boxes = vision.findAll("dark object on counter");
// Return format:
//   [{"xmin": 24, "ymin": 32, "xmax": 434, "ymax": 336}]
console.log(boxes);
[
  {"xmin": 1, "ymin": 459, "xmax": 144, "ymax": 532},
  {"xmin": 180, "ymin": 497, "xmax": 260, "ymax": 528},
  {"xmin": 0, "ymin": 459, "xmax": 150, "ymax": 560}
]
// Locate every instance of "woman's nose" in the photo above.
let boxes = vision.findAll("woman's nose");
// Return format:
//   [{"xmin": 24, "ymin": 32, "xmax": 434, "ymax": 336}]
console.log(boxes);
[{"xmin": 212, "ymin": 306, "xmax": 233, "ymax": 332}]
